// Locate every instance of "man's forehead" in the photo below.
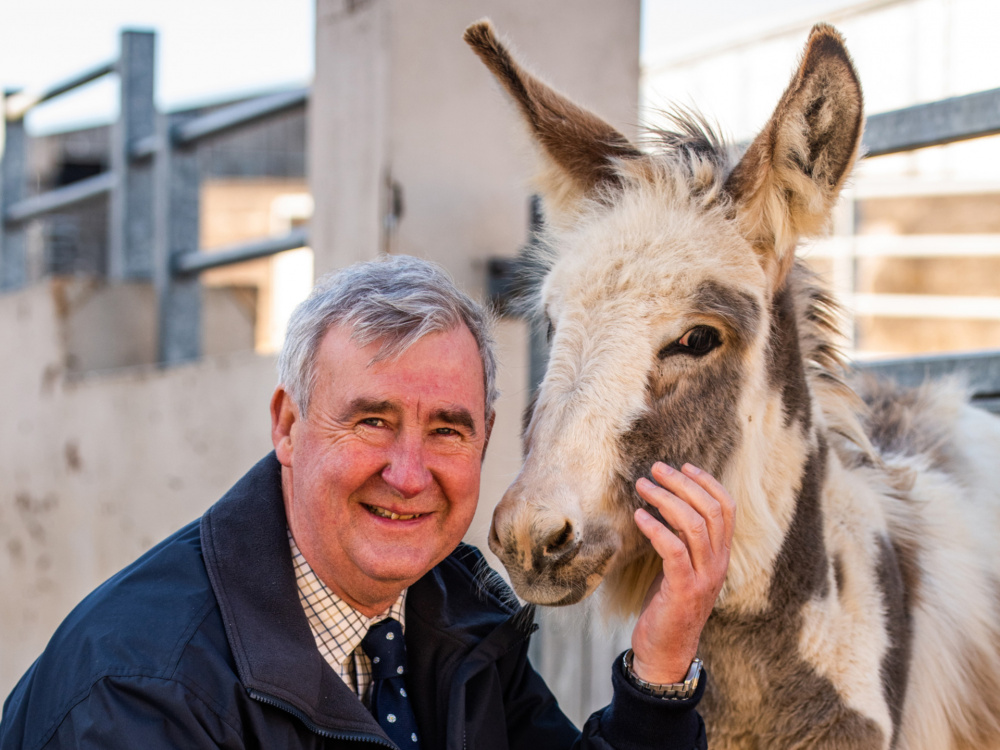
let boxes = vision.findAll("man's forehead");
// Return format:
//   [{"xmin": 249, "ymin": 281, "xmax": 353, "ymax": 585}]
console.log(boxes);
[
  {"xmin": 316, "ymin": 323, "xmax": 486, "ymax": 406},
  {"xmin": 321, "ymin": 322, "xmax": 479, "ymax": 364}
]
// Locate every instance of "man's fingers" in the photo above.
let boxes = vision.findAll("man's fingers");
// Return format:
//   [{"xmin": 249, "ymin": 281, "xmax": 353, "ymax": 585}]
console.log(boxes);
[
  {"xmin": 679, "ymin": 463, "xmax": 736, "ymax": 552},
  {"xmin": 636, "ymin": 462, "xmax": 731, "ymax": 563},
  {"xmin": 636, "ymin": 476, "xmax": 711, "ymax": 558},
  {"xmin": 646, "ymin": 462, "xmax": 734, "ymax": 557},
  {"xmin": 635, "ymin": 477, "xmax": 719, "ymax": 584},
  {"xmin": 634, "ymin": 507, "xmax": 696, "ymax": 582}
]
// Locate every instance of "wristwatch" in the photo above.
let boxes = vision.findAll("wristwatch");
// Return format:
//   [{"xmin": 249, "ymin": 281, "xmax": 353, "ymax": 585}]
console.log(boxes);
[{"xmin": 622, "ymin": 649, "xmax": 703, "ymax": 700}]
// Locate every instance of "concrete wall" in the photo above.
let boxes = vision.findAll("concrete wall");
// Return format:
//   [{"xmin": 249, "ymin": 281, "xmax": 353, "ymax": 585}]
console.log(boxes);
[
  {"xmin": 310, "ymin": 0, "xmax": 641, "ymax": 288},
  {"xmin": 0, "ymin": 281, "xmax": 276, "ymax": 693}
]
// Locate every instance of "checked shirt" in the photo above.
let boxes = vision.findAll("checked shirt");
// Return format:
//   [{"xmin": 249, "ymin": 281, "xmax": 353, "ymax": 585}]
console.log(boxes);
[{"xmin": 288, "ymin": 530, "xmax": 407, "ymax": 704}]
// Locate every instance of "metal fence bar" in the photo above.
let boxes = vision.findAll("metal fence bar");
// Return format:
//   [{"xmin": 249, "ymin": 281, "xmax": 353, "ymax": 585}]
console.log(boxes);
[
  {"xmin": 4, "ymin": 172, "xmax": 116, "ymax": 224},
  {"xmin": 855, "ymin": 349, "xmax": 1000, "ymax": 393},
  {"xmin": 863, "ymin": 87, "xmax": 1000, "ymax": 157},
  {"xmin": 173, "ymin": 227, "xmax": 309, "ymax": 275},
  {"xmin": 128, "ymin": 134, "xmax": 160, "ymax": 161},
  {"xmin": 2, "ymin": 60, "xmax": 116, "ymax": 121},
  {"xmin": 0, "ymin": 28, "xmax": 315, "ymax": 364},
  {"xmin": 109, "ymin": 30, "xmax": 157, "ymax": 280},
  {"xmin": 0, "ymin": 104, "xmax": 28, "ymax": 289},
  {"xmin": 154, "ymin": 111, "xmax": 202, "ymax": 365},
  {"xmin": 171, "ymin": 87, "xmax": 309, "ymax": 146}
]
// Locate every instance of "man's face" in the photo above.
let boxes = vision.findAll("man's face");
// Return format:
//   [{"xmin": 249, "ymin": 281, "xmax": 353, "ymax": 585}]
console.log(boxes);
[{"xmin": 272, "ymin": 323, "xmax": 491, "ymax": 615}]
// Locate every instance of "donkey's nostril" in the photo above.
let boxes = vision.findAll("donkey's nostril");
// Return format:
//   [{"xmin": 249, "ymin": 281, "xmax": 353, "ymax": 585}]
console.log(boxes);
[{"xmin": 542, "ymin": 521, "xmax": 574, "ymax": 556}]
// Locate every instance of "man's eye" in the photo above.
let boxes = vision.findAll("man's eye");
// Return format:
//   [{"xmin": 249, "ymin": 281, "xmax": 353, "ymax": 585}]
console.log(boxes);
[
  {"xmin": 360, "ymin": 417, "xmax": 385, "ymax": 428},
  {"xmin": 434, "ymin": 427, "xmax": 459, "ymax": 436}
]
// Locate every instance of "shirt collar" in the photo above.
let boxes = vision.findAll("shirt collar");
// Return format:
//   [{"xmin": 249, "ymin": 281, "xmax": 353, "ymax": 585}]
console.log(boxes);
[{"xmin": 288, "ymin": 529, "xmax": 407, "ymax": 671}]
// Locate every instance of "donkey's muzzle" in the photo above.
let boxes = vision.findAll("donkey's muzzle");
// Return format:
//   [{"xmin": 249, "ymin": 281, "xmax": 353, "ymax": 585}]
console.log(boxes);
[{"xmin": 488, "ymin": 510, "xmax": 616, "ymax": 606}]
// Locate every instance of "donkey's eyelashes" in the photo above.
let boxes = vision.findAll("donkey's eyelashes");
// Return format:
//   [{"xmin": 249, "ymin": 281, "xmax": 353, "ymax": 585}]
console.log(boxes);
[{"xmin": 658, "ymin": 325, "xmax": 722, "ymax": 359}]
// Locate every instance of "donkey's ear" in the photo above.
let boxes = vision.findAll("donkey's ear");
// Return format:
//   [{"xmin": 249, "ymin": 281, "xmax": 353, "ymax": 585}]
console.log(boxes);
[
  {"xmin": 464, "ymin": 19, "xmax": 642, "ymax": 221},
  {"xmin": 725, "ymin": 24, "xmax": 863, "ymax": 286}
]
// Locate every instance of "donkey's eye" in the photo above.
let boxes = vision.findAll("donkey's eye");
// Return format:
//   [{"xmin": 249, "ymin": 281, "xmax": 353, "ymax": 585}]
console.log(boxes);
[
  {"xmin": 545, "ymin": 318, "xmax": 555, "ymax": 343},
  {"xmin": 678, "ymin": 326, "xmax": 721, "ymax": 355},
  {"xmin": 658, "ymin": 326, "xmax": 721, "ymax": 359}
]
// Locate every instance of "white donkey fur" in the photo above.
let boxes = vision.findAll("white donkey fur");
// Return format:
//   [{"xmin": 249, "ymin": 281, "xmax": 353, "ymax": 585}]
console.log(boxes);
[{"xmin": 466, "ymin": 19, "xmax": 1000, "ymax": 750}]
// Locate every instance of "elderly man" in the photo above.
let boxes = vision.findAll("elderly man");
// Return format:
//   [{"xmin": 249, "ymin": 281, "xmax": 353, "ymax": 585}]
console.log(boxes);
[{"xmin": 0, "ymin": 255, "xmax": 733, "ymax": 749}]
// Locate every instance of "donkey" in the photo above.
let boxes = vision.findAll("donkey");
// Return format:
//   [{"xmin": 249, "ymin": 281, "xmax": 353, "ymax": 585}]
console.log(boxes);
[{"xmin": 465, "ymin": 20, "xmax": 1000, "ymax": 750}]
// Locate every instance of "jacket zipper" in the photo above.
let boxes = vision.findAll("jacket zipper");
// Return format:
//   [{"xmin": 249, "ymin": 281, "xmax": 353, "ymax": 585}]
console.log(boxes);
[{"xmin": 249, "ymin": 689, "xmax": 397, "ymax": 748}]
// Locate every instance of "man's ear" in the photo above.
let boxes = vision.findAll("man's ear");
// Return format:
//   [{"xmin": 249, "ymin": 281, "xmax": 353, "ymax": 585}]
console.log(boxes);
[
  {"xmin": 481, "ymin": 410, "xmax": 497, "ymax": 463},
  {"xmin": 271, "ymin": 386, "xmax": 299, "ymax": 467}
]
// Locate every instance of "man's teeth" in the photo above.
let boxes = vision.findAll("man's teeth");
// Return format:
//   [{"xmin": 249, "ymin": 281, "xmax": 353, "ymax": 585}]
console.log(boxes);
[{"xmin": 366, "ymin": 505, "xmax": 424, "ymax": 521}]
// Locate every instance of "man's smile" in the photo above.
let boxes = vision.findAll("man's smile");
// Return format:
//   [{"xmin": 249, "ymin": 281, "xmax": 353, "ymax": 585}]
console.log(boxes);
[{"xmin": 363, "ymin": 503, "xmax": 429, "ymax": 521}]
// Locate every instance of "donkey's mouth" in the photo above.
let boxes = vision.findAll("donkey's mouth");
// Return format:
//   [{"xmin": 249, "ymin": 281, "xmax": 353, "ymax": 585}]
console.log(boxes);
[
  {"xmin": 499, "ymin": 540, "xmax": 617, "ymax": 607},
  {"xmin": 508, "ymin": 567, "xmax": 610, "ymax": 606}
]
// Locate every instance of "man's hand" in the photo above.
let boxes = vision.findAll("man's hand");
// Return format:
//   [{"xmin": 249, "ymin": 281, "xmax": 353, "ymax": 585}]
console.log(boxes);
[{"xmin": 629, "ymin": 462, "xmax": 735, "ymax": 684}]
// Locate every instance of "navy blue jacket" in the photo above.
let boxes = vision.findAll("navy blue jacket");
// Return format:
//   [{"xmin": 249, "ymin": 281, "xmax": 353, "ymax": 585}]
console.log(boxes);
[{"xmin": 1, "ymin": 454, "xmax": 707, "ymax": 749}]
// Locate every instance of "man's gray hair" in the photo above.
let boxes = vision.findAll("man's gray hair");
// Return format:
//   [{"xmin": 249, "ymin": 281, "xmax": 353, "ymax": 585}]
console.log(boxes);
[{"xmin": 278, "ymin": 254, "xmax": 499, "ymax": 417}]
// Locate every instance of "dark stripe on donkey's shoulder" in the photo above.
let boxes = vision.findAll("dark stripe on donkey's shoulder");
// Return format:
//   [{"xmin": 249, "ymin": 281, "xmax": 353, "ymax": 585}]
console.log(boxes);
[
  {"xmin": 875, "ymin": 534, "xmax": 915, "ymax": 748},
  {"xmin": 768, "ymin": 435, "xmax": 829, "ymax": 609}
]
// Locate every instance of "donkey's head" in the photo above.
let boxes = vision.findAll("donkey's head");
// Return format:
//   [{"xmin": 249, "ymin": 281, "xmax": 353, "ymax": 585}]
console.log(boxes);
[{"xmin": 466, "ymin": 22, "xmax": 863, "ymax": 612}]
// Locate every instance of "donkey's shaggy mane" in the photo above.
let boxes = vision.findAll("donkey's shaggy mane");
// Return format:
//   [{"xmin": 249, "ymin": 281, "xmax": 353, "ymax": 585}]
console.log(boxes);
[
  {"xmin": 784, "ymin": 262, "xmax": 880, "ymax": 462},
  {"xmin": 640, "ymin": 107, "xmax": 736, "ymax": 200}
]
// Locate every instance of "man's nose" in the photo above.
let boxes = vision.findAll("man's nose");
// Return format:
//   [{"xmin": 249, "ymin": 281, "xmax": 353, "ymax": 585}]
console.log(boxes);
[{"xmin": 381, "ymin": 431, "xmax": 432, "ymax": 498}]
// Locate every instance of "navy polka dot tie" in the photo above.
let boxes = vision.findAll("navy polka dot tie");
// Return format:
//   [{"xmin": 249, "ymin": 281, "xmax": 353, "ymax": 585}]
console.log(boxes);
[{"xmin": 361, "ymin": 618, "xmax": 422, "ymax": 749}]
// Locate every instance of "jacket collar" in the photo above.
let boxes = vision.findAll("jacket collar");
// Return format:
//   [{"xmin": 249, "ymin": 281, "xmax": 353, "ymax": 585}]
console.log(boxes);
[{"xmin": 200, "ymin": 453, "xmax": 534, "ymax": 744}]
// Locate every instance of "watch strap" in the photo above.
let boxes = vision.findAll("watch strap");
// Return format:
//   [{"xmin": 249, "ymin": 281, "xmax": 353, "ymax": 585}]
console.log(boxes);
[{"xmin": 622, "ymin": 649, "xmax": 702, "ymax": 700}]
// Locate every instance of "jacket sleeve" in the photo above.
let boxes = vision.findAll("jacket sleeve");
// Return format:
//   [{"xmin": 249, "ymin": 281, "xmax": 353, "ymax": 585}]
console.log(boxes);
[
  {"xmin": 578, "ymin": 653, "xmax": 707, "ymax": 750},
  {"xmin": 500, "ymin": 641, "xmax": 708, "ymax": 750},
  {"xmin": 34, "ymin": 676, "xmax": 246, "ymax": 750}
]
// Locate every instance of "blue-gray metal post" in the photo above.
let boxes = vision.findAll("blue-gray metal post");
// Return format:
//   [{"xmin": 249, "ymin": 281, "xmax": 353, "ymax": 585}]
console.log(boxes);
[
  {"xmin": 0, "ymin": 93, "xmax": 28, "ymax": 289},
  {"xmin": 109, "ymin": 29, "xmax": 156, "ymax": 280},
  {"xmin": 154, "ymin": 111, "xmax": 201, "ymax": 364}
]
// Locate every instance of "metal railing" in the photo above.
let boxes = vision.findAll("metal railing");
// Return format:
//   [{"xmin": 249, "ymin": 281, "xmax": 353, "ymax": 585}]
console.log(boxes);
[
  {"xmin": 0, "ymin": 30, "xmax": 309, "ymax": 364},
  {"xmin": 863, "ymin": 86, "xmax": 1000, "ymax": 156}
]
